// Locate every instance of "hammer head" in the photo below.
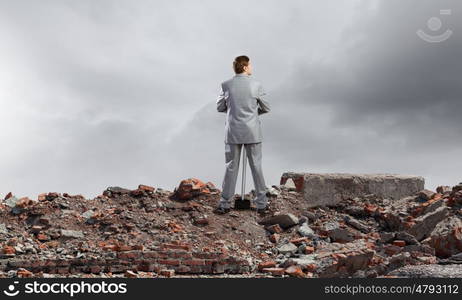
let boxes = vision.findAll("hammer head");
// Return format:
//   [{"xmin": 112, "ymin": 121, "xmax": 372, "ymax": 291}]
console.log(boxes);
[{"xmin": 234, "ymin": 196, "xmax": 251, "ymax": 210}]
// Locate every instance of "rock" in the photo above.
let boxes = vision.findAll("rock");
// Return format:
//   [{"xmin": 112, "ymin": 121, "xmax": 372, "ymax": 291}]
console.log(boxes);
[
  {"xmin": 298, "ymin": 216, "xmax": 308, "ymax": 225},
  {"xmin": 17, "ymin": 268, "xmax": 33, "ymax": 278},
  {"xmin": 298, "ymin": 223, "xmax": 316, "ymax": 238},
  {"xmin": 4, "ymin": 192, "xmax": 13, "ymax": 200},
  {"xmin": 124, "ymin": 270, "xmax": 138, "ymax": 278},
  {"xmin": 267, "ymin": 187, "xmax": 280, "ymax": 197},
  {"xmin": 261, "ymin": 268, "xmax": 285, "ymax": 276},
  {"xmin": 285, "ymin": 265, "xmax": 305, "ymax": 278},
  {"xmin": 266, "ymin": 224, "xmax": 283, "ymax": 234},
  {"xmin": 380, "ymin": 232, "xmax": 395, "ymax": 243},
  {"xmin": 172, "ymin": 178, "xmax": 211, "ymax": 200},
  {"xmin": 257, "ymin": 260, "xmax": 277, "ymax": 271},
  {"xmin": 420, "ymin": 198, "xmax": 445, "ymax": 216},
  {"xmin": 302, "ymin": 211, "xmax": 316, "ymax": 222},
  {"xmin": 401, "ymin": 244, "xmax": 434, "ymax": 256},
  {"xmin": 395, "ymin": 231, "xmax": 419, "ymax": 245},
  {"xmin": 269, "ymin": 233, "xmax": 280, "ymax": 243},
  {"xmin": 259, "ymin": 213, "xmax": 299, "ymax": 229},
  {"xmin": 193, "ymin": 216, "xmax": 209, "ymax": 226},
  {"xmin": 303, "ymin": 246, "xmax": 315, "ymax": 254},
  {"xmin": 0, "ymin": 224, "xmax": 7, "ymax": 234},
  {"xmin": 280, "ymin": 172, "xmax": 424, "ymax": 208},
  {"xmin": 427, "ymin": 216, "xmax": 462, "ymax": 258},
  {"xmin": 392, "ymin": 240, "xmax": 406, "ymax": 247},
  {"xmin": 283, "ymin": 178, "xmax": 297, "ymax": 191},
  {"xmin": 160, "ymin": 269, "xmax": 175, "ymax": 277},
  {"xmin": 277, "ymin": 243, "xmax": 298, "ymax": 255},
  {"xmin": 60, "ymin": 229, "xmax": 84, "ymax": 239},
  {"xmin": 387, "ymin": 252, "xmax": 412, "ymax": 271},
  {"xmin": 417, "ymin": 189, "xmax": 435, "ymax": 201},
  {"xmin": 103, "ymin": 186, "xmax": 132, "ymax": 197},
  {"xmin": 406, "ymin": 206, "xmax": 449, "ymax": 241},
  {"xmin": 315, "ymin": 241, "xmax": 375, "ymax": 277},
  {"xmin": 451, "ymin": 183, "xmax": 462, "ymax": 193},
  {"xmin": 384, "ymin": 244, "xmax": 402, "ymax": 256},
  {"xmin": 319, "ymin": 221, "xmax": 355, "ymax": 243},
  {"xmin": 138, "ymin": 184, "xmax": 155, "ymax": 193},
  {"xmin": 436, "ymin": 186, "xmax": 451, "ymax": 194},
  {"xmin": 439, "ymin": 253, "xmax": 462, "ymax": 264},
  {"xmin": 388, "ymin": 264, "xmax": 462, "ymax": 278},
  {"xmin": 290, "ymin": 237, "xmax": 310, "ymax": 245},
  {"xmin": 343, "ymin": 215, "xmax": 371, "ymax": 233},
  {"xmin": 4, "ymin": 196, "xmax": 19, "ymax": 208},
  {"xmin": 82, "ymin": 210, "xmax": 95, "ymax": 219}
]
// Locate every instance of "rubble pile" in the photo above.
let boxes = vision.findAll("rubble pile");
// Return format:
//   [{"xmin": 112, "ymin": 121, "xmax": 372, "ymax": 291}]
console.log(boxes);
[{"xmin": 1, "ymin": 177, "xmax": 462, "ymax": 278}]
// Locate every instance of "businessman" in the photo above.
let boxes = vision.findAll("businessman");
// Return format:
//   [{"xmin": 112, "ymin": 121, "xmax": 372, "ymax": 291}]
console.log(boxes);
[{"xmin": 215, "ymin": 55, "xmax": 271, "ymax": 215}]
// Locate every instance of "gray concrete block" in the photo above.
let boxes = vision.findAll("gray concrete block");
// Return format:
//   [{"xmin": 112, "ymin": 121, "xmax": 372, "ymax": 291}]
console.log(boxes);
[{"xmin": 280, "ymin": 172, "xmax": 425, "ymax": 208}]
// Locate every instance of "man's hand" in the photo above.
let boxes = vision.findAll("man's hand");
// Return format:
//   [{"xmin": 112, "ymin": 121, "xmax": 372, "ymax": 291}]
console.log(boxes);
[{"xmin": 216, "ymin": 85, "xmax": 228, "ymax": 113}]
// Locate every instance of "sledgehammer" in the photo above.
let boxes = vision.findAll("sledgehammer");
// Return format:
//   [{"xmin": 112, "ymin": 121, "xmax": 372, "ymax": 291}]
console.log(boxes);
[{"xmin": 234, "ymin": 144, "xmax": 251, "ymax": 210}]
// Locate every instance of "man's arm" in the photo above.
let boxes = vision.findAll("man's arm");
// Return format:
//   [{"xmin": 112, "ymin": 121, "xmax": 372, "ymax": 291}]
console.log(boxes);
[
  {"xmin": 257, "ymin": 83, "xmax": 270, "ymax": 115},
  {"xmin": 216, "ymin": 84, "xmax": 227, "ymax": 113}
]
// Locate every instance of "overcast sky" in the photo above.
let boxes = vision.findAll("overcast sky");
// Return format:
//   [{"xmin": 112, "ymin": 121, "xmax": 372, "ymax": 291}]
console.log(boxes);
[{"xmin": 0, "ymin": 0, "xmax": 460, "ymax": 199}]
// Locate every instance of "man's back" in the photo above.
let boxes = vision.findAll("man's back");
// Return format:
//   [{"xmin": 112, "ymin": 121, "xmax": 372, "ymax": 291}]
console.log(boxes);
[
  {"xmin": 217, "ymin": 73, "xmax": 270, "ymax": 144},
  {"xmin": 215, "ymin": 55, "xmax": 270, "ymax": 214}
]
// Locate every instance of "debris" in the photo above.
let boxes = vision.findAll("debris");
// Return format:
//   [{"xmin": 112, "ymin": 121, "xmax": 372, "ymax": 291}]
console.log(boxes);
[
  {"xmin": 277, "ymin": 243, "xmax": 298, "ymax": 255},
  {"xmin": 283, "ymin": 178, "xmax": 297, "ymax": 191},
  {"xmin": 427, "ymin": 216, "xmax": 462, "ymax": 258},
  {"xmin": 172, "ymin": 178, "xmax": 211, "ymax": 201},
  {"xmin": 0, "ymin": 177, "xmax": 461, "ymax": 278},
  {"xmin": 298, "ymin": 222, "xmax": 316, "ymax": 238},
  {"xmin": 259, "ymin": 213, "xmax": 299, "ymax": 229},
  {"xmin": 60, "ymin": 230, "xmax": 84, "ymax": 239},
  {"xmin": 285, "ymin": 265, "xmax": 305, "ymax": 278}
]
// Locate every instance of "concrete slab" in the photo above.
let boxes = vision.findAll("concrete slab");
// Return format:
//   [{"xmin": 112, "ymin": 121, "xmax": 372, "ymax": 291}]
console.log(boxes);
[{"xmin": 280, "ymin": 172, "xmax": 425, "ymax": 208}]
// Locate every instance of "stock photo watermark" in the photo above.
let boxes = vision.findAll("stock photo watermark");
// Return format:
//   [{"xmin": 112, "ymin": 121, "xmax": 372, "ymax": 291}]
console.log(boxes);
[{"xmin": 417, "ymin": 9, "xmax": 453, "ymax": 43}]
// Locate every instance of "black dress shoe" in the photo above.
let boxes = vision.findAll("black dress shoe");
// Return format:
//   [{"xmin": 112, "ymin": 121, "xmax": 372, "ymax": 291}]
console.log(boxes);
[
  {"xmin": 213, "ymin": 207, "xmax": 231, "ymax": 215},
  {"xmin": 255, "ymin": 207, "xmax": 270, "ymax": 216}
]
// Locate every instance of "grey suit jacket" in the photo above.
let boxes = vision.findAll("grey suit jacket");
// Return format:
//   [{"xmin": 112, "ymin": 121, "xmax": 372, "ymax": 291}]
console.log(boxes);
[{"xmin": 216, "ymin": 73, "xmax": 271, "ymax": 144}]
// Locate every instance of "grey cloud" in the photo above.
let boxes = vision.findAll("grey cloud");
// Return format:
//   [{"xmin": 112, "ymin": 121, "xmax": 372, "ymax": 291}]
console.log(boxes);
[{"xmin": 1, "ymin": 0, "xmax": 459, "ymax": 199}]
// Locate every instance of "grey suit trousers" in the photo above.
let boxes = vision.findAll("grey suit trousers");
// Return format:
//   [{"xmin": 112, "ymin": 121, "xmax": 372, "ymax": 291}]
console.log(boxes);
[{"xmin": 219, "ymin": 142, "xmax": 268, "ymax": 209}]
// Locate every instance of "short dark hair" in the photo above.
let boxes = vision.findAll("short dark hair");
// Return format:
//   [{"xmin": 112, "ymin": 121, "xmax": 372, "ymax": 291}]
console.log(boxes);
[{"xmin": 233, "ymin": 55, "xmax": 250, "ymax": 74}]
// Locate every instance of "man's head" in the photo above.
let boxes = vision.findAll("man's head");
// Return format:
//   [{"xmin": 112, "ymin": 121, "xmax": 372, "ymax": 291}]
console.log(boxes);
[{"xmin": 233, "ymin": 55, "xmax": 252, "ymax": 75}]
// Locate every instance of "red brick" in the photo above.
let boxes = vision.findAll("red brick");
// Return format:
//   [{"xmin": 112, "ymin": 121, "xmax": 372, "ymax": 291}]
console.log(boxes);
[
  {"xmin": 304, "ymin": 246, "xmax": 315, "ymax": 254},
  {"xmin": 182, "ymin": 259, "xmax": 205, "ymax": 266},
  {"xmin": 285, "ymin": 265, "xmax": 305, "ymax": 278},
  {"xmin": 160, "ymin": 269, "xmax": 175, "ymax": 277},
  {"xmin": 117, "ymin": 251, "xmax": 140, "ymax": 259},
  {"xmin": 392, "ymin": 240, "xmax": 406, "ymax": 247},
  {"xmin": 37, "ymin": 233, "xmax": 49, "ymax": 241},
  {"xmin": 269, "ymin": 233, "xmax": 280, "ymax": 243},
  {"xmin": 169, "ymin": 251, "xmax": 193, "ymax": 259},
  {"xmin": 2, "ymin": 246, "xmax": 15, "ymax": 255},
  {"xmin": 89, "ymin": 266, "xmax": 102, "ymax": 274},
  {"xmin": 266, "ymin": 224, "xmax": 283, "ymax": 234},
  {"xmin": 258, "ymin": 260, "xmax": 277, "ymax": 271},
  {"xmin": 158, "ymin": 259, "xmax": 180, "ymax": 266},
  {"xmin": 138, "ymin": 184, "xmax": 155, "ymax": 192},
  {"xmin": 162, "ymin": 243, "xmax": 192, "ymax": 251},
  {"xmin": 118, "ymin": 245, "xmax": 133, "ymax": 251},
  {"xmin": 290, "ymin": 237, "xmax": 310, "ymax": 245},
  {"xmin": 384, "ymin": 244, "xmax": 402, "ymax": 256},
  {"xmin": 142, "ymin": 251, "xmax": 160, "ymax": 258},
  {"xmin": 17, "ymin": 269, "xmax": 33, "ymax": 278},
  {"xmin": 192, "ymin": 252, "xmax": 226, "ymax": 259},
  {"xmin": 305, "ymin": 264, "xmax": 317, "ymax": 272}
]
